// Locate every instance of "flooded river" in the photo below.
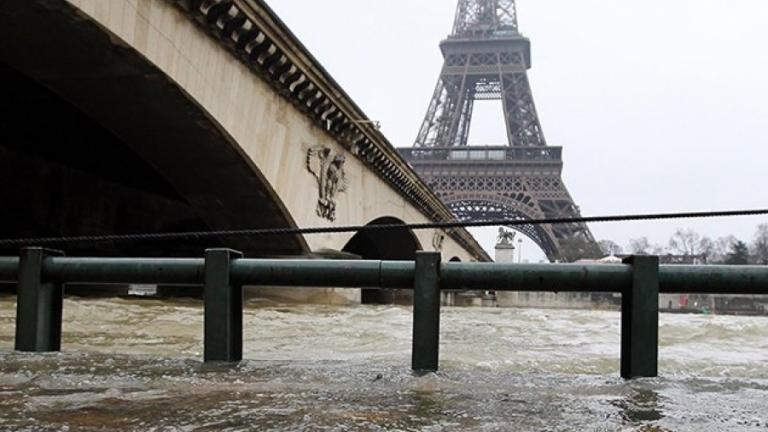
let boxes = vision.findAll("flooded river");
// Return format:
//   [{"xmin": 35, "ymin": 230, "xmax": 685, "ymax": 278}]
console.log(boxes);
[{"xmin": 1, "ymin": 296, "xmax": 767, "ymax": 431}]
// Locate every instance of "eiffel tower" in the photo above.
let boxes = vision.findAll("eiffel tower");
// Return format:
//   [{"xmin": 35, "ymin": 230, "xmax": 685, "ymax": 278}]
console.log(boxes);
[{"xmin": 398, "ymin": 0, "xmax": 598, "ymax": 261}]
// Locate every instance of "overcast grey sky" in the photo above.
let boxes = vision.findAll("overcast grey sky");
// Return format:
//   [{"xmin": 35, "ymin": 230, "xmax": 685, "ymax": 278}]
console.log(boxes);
[{"xmin": 269, "ymin": 0, "xmax": 768, "ymax": 261}]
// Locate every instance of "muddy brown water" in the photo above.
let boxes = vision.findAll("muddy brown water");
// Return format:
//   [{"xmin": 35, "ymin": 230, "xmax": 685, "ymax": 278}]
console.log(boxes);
[{"xmin": 1, "ymin": 296, "xmax": 767, "ymax": 431}]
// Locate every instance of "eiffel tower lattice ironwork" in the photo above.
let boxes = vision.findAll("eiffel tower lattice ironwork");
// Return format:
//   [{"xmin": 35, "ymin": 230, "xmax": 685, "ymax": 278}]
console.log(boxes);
[{"xmin": 398, "ymin": 0, "xmax": 598, "ymax": 261}]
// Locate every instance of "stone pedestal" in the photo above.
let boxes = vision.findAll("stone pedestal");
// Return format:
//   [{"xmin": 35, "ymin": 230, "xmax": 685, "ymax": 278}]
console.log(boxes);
[
  {"xmin": 495, "ymin": 242, "xmax": 594, "ymax": 309},
  {"xmin": 495, "ymin": 243, "xmax": 516, "ymax": 263}
]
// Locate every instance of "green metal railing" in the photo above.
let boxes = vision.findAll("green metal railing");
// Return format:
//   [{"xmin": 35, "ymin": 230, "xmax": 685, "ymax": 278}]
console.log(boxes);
[{"xmin": 4, "ymin": 247, "xmax": 768, "ymax": 379}]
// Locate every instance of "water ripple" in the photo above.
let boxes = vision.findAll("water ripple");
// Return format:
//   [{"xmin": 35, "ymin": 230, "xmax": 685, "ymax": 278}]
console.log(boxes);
[{"xmin": 1, "ymin": 297, "xmax": 767, "ymax": 430}]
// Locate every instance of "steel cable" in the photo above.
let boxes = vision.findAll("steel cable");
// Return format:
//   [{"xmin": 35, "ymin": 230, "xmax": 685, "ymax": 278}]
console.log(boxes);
[{"xmin": 0, "ymin": 208, "xmax": 765, "ymax": 247}]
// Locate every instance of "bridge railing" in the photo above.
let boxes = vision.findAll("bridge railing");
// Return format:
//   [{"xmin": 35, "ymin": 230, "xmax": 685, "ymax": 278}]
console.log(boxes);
[{"xmin": 4, "ymin": 247, "xmax": 768, "ymax": 379}]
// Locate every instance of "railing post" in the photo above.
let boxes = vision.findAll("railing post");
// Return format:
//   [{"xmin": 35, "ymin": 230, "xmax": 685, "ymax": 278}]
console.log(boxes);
[
  {"xmin": 15, "ymin": 247, "xmax": 65, "ymax": 352},
  {"xmin": 204, "ymin": 248, "xmax": 243, "ymax": 363},
  {"xmin": 412, "ymin": 252, "xmax": 441, "ymax": 372},
  {"xmin": 621, "ymin": 255, "xmax": 660, "ymax": 379}
]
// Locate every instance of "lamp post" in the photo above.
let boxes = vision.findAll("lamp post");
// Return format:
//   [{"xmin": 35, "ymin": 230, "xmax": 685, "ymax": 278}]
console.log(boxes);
[{"xmin": 517, "ymin": 238, "xmax": 523, "ymax": 263}]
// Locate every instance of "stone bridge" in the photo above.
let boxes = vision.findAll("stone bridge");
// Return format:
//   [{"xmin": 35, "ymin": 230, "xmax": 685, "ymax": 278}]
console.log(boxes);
[{"xmin": 0, "ymin": 0, "xmax": 490, "ymax": 302}]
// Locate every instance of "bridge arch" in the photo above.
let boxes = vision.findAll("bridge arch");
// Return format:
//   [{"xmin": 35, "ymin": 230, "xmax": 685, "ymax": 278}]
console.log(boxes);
[
  {"xmin": 0, "ymin": 0, "xmax": 491, "ymax": 274},
  {"xmin": 342, "ymin": 217, "xmax": 423, "ymax": 261},
  {"xmin": 0, "ymin": 1, "xmax": 307, "ymax": 257},
  {"xmin": 343, "ymin": 217, "xmax": 422, "ymax": 304}
]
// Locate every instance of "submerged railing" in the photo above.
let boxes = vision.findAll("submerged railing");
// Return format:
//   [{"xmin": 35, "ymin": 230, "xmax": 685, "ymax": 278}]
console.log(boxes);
[{"xmin": 4, "ymin": 247, "xmax": 768, "ymax": 379}]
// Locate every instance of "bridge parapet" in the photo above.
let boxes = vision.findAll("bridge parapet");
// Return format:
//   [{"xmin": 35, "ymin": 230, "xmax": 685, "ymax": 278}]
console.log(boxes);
[{"xmin": 169, "ymin": 0, "xmax": 486, "ymax": 260}]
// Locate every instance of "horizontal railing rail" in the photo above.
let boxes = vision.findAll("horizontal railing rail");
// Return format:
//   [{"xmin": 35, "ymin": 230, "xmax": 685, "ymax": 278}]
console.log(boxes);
[
  {"xmin": 1, "ymin": 257, "xmax": 767, "ymax": 294},
  {"xmin": 4, "ymin": 248, "xmax": 768, "ymax": 379}
]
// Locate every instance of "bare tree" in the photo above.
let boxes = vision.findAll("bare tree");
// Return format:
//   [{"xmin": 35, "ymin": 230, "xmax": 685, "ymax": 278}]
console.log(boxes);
[
  {"xmin": 710, "ymin": 235, "xmax": 738, "ymax": 264},
  {"xmin": 598, "ymin": 240, "xmax": 623, "ymax": 256},
  {"xmin": 753, "ymin": 224, "xmax": 768, "ymax": 265},
  {"xmin": 699, "ymin": 236, "xmax": 715, "ymax": 263},
  {"xmin": 668, "ymin": 228, "xmax": 714, "ymax": 263},
  {"xmin": 669, "ymin": 228, "xmax": 701, "ymax": 255},
  {"xmin": 628, "ymin": 237, "xmax": 651, "ymax": 254}
]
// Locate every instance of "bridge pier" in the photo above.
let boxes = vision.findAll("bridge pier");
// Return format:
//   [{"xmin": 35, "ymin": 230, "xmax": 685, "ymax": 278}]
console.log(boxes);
[
  {"xmin": 15, "ymin": 247, "xmax": 64, "ymax": 352},
  {"xmin": 621, "ymin": 256, "xmax": 660, "ymax": 379}
]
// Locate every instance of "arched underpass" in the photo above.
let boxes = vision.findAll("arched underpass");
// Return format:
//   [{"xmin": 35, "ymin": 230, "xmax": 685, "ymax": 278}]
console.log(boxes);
[
  {"xmin": 0, "ymin": 2, "xmax": 307, "ymax": 259},
  {"xmin": 0, "ymin": 62, "xmax": 214, "ymax": 257},
  {"xmin": 343, "ymin": 217, "xmax": 422, "ymax": 304}
]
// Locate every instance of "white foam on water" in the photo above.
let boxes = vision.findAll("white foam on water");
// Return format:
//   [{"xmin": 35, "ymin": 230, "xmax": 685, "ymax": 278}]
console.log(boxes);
[{"xmin": 1, "ymin": 297, "xmax": 767, "ymax": 430}]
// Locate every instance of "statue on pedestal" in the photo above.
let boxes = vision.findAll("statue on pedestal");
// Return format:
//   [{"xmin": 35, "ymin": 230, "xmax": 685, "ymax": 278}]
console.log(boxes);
[{"xmin": 497, "ymin": 228, "xmax": 517, "ymax": 246}]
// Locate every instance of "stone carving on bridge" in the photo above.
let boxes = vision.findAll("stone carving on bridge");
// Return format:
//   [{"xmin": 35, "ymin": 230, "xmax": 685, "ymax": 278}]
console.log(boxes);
[
  {"xmin": 307, "ymin": 146, "xmax": 348, "ymax": 221},
  {"xmin": 432, "ymin": 231, "xmax": 446, "ymax": 252},
  {"xmin": 497, "ymin": 228, "xmax": 517, "ymax": 246}
]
